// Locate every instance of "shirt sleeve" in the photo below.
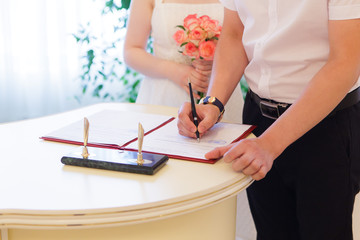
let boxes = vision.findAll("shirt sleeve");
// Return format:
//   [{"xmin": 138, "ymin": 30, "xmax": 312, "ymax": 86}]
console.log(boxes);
[
  {"xmin": 329, "ymin": 0, "xmax": 360, "ymax": 20},
  {"xmin": 219, "ymin": 0, "xmax": 237, "ymax": 11}
]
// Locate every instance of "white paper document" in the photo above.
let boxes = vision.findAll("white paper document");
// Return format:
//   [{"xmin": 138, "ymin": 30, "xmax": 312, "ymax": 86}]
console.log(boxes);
[
  {"xmin": 42, "ymin": 110, "xmax": 254, "ymax": 162},
  {"xmin": 126, "ymin": 120, "xmax": 254, "ymax": 161},
  {"xmin": 42, "ymin": 110, "xmax": 173, "ymax": 147}
]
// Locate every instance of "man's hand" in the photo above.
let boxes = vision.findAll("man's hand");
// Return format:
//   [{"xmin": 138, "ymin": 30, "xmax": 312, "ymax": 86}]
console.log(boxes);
[
  {"xmin": 177, "ymin": 102, "xmax": 220, "ymax": 138},
  {"xmin": 205, "ymin": 138, "xmax": 276, "ymax": 180}
]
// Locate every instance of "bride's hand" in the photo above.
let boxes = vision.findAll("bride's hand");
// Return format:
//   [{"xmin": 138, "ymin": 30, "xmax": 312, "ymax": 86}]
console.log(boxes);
[
  {"xmin": 192, "ymin": 59, "xmax": 213, "ymax": 78},
  {"xmin": 189, "ymin": 59, "xmax": 213, "ymax": 97},
  {"xmin": 172, "ymin": 63, "xmax": 211, "ymax": 99}
]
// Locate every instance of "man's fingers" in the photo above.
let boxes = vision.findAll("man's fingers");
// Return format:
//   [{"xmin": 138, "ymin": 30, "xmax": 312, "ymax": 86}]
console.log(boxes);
[
  {"xmin": 241, "ymin": 158, "xmax": 262, "ymax": 176},
  {"xmin": 177, "ymin": 117, "xmax": 196, "ymax": 136},
  {"xmin": 177, "ymin": 103, "xmax": 218, "ymax": 138},
  {"xmin": 178, "ymin": 128, "xmax": 197, "ymax": 139},
  {"xmin": 197, "ymin": 112, "xmax": 217, "ymax": 133},
  {"xmin": 232, "ymin": 156, "xmax": 268, "ymax": 180},
  {"xmin": 220, "ymin": 138, "xmax": 273, "ymax": 181},
  {"xmin": 222, "ymin": 141, "xmax": 247, "ymax": 163},
  {"xmin": 205, "ymin": 144, "xmax": 233, "ymax": 160},
  {"xmin": 250, "ymin": 166, "xmax": 268, "ymax": 181},
  {"xmin": 177, "ymin": 103, "xmax": 197, "ymax": 136}
]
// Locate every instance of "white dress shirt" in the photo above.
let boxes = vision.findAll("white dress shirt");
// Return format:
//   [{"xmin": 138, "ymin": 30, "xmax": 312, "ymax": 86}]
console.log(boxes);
[{"xmin": 220, "ymin": 0, "xmax": 360, "ymax": 103}]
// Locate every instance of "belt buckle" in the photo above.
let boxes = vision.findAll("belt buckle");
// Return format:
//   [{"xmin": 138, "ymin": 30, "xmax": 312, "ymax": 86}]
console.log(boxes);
[{"xmin": 260, "ymin": 100, "xmax": 280, "ymax": 120}]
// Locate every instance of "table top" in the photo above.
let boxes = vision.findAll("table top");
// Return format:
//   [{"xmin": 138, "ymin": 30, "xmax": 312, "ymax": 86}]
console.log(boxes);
[{"xmin": 0, "ymin": 103, "xmax": 252, "ymax": 229}]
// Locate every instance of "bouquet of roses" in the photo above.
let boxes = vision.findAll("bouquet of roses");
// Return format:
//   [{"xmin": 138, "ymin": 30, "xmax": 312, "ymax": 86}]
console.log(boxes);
[{"xmin": 173, "ymin": 14, "xmax": 222, "ymax": 61}]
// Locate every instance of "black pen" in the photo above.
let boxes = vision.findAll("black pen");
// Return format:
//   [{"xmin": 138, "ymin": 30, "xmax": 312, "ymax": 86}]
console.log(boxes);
[{"xmin": 188, "ymin": 78, "xmax": 200, "ymax": 142}]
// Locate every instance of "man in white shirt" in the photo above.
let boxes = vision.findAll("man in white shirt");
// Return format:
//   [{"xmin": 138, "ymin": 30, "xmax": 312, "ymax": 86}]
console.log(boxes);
[{"xmin": 177, "ymin": 0, "xmax": 360, "ymax": 239}]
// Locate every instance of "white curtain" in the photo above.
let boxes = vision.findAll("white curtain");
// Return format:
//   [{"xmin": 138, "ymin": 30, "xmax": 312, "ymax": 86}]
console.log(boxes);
[{"xmin": 0, "ymin": 0, "xmax": 106, "ymax": 123}]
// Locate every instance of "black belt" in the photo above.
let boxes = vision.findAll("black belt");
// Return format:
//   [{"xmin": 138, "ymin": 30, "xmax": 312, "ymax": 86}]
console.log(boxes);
[{"xmin": 249, "ymin": 87, "xmax": 360, "ymax": 120}]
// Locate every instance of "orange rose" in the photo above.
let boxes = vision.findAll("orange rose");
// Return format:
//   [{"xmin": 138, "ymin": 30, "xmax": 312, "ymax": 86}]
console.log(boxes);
[
  {"xmin": 199, "ymin": 41, "xmax": 216, "ymax": 60},
  {"xmin": 183, "ymin": 14, "xmax": 200, "ymax": 31},
  {"xmin": 183, "ymin": 41, "xmax": 199, "ymax": 59},
  {"xmin": 173, "ymin": 29, "xmax": 187, "ymax": 45}
]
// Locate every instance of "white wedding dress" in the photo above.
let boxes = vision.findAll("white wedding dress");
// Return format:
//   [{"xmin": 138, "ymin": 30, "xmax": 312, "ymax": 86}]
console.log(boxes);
[
  {"xmin": 136, "ymin": 1, "xmax": 256, "ymax": 239},
  {"xmin": 136, "ymin": 0, "xmax": 244, "ymax": 124}
]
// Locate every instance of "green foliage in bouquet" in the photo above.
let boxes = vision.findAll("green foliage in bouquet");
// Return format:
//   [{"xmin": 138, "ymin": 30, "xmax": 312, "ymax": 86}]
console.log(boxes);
[{"xmin": 73, "ymin": 0, "xmax": 143, "ymax": 103}]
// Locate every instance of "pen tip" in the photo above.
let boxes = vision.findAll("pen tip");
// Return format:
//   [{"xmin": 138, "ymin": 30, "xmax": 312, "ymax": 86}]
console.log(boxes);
[{"xmin": 197, "ymin": 138, "xmax": 200, "ymax": 143}]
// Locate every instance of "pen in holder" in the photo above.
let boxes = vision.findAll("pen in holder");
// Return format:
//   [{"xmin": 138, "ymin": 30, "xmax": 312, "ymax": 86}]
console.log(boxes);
[
  {"xmin": 82, "ymin": 117, "xmax": 90, "ymax": 159},
  {"xmin": 61, "ymin": 118, "xmax": 168, "ymax": 175},
  {"xmin": 137, "ymin": 122, "xmax": 144, "ymax": 165}
]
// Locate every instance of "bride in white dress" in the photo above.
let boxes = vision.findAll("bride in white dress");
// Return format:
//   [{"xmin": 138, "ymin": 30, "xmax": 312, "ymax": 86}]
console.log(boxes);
[
  {"xmin": 124, "ymin": 0, "xmax": 255, "ymax": 239},
  {"xmin": 124, "ymin": 0, "xmax": 244, "ymax": 123}
]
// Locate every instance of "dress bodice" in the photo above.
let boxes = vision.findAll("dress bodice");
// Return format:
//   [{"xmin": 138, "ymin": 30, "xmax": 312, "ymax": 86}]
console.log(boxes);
[{"xmin": 151, "ymin": 0, "xmax": 224, "ymax": 65}]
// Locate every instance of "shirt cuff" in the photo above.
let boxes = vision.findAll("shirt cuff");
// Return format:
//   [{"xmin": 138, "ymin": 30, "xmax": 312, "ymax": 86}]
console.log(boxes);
[{"xmin": 329, "ymin": 4, "xmax": 360, "ymax": 20}]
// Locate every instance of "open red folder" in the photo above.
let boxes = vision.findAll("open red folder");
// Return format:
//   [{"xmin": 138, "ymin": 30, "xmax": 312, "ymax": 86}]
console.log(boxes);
[{"xmin": 41, "ymin": 110, "xmax": 256, "ymax": 164}]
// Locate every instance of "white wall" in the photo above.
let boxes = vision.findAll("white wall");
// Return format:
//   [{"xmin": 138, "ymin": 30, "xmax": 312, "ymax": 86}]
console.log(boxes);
[{"xmin": 0, "ymin": 0, "xmax": 128, "ymax": 123}]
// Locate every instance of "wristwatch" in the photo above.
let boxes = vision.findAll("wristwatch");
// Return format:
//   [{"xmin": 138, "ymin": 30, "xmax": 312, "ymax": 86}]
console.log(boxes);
[{"xmin": 199, "ymin": 96, "xmax": 225, "ymax": 123}]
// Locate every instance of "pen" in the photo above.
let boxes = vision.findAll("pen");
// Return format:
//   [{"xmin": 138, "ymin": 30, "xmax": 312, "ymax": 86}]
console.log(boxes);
[{"xmin": 188, "ymin": 78, "xmax": 200, "ymax": 142}]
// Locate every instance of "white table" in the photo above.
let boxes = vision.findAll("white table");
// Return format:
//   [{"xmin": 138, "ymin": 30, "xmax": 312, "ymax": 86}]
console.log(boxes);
[{"xmin": 0, "ymin": 103, "xmax": 253, "ymax": 240}]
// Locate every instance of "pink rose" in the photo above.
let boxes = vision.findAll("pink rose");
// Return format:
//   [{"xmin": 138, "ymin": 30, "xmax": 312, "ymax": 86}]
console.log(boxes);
[
  {"xmin": 183, "ymin": 41, "xmax": 199, "ymax": 59},
  {"xmin": 199, "ymin": 15, "xmax": 211, "ymax": 21},
  {"xmin": 199, "ymin": 41, "xmax": 216, "ymax": 60},
  {"xmin": 183, "ymin": 14, "xmax": 200, "ymax": 31},
  {"xmin": 199, "ymin": 15, "xmax": 211, "ymax": 27},
  {"xmin": 173, "ymin": 29, "xmax": 187, "ymax": 45},
  {"xmin": 173, "ymin": 14, "xmax": 222, "ymax": 60},
  {"xmin": 188, "ymin": 26, "xmax": 207, "ymax": 41},
  {"xmin": 201, "ymin": 19, "xmax": 221, "ymax": 38}
]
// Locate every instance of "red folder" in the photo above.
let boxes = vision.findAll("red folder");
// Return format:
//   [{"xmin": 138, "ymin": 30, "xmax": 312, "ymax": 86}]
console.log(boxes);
[{"xmin": 41, "ymin": 110, "xmax": 255, "ymax": 164}]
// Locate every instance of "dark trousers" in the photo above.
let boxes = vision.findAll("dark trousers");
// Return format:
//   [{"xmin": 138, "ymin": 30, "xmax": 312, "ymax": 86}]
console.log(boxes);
[{"xmin": 243, "ymin": 92, "xmax": 360, "ymax": 240}]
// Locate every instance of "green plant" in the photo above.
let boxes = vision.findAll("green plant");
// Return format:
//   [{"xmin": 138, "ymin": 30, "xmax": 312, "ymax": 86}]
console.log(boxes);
[
  {"xmin": 73, "ymin": 0, "xmax": 140, "ymax": 103},
  {"xmin": 240, "ymin": 75, "xmax": 249, "ymax": 99},
  {"xmin": 73, "ymin": 0, "xmax": 248, "ymax": 103}
]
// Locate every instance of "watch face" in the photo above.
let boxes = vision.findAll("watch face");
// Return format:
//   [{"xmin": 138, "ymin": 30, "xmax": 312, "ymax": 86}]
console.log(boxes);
[{"xmin": 208, "ymin": 96, "xmax": 216, "ymax": 103}]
